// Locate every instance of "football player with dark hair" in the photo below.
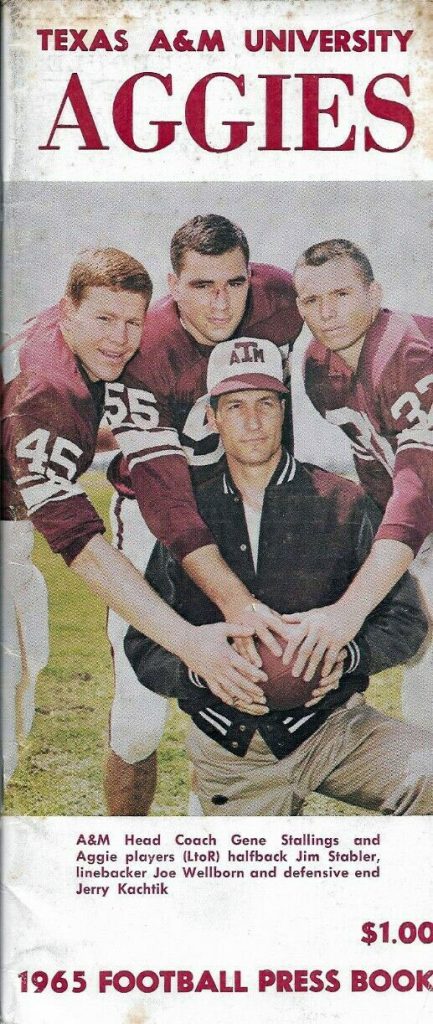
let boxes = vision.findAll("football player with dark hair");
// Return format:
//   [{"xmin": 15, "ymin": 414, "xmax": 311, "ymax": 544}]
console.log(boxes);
[
  {"xmin": 103, "ymin": 214, "xmax": 306, "ymax": 813},
  {"xmin": 170, "ymin": 213, "xmax": 250, "ymax": 275}
]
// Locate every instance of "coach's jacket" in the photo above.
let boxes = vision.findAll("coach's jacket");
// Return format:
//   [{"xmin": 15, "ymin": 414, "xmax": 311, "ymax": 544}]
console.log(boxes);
[{"xmin": 125, "ymin": 450, "xmax": 428, "ymax": 759}]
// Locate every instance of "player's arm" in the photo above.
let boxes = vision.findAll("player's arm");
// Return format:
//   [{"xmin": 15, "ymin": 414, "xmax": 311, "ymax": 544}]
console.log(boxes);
[
  {"xmin": 3, "ymin": 386, "xmax": 265, "ymax": 697},
  {"xmin": 70, "ymin": 535, "xmax": 267, "ymax": 700},
  {"xmin": 119, "ymin": 541, "xmax": 268, "ymax": 712},
  {"xmin": 289, "ymin": 342, "xmax": 433, "ymax": 675},
  {"xmin": 123, "ymin": 542, "xmax": 345, "ymax": 715},
  {"xmin": 283, "ymin": 502, "xmax": 429, "ymax": 680},
  {"xmin": 106, "ymin": 369, "xmax": 292, "ymax": 658},
  {"xmin": 124, "ymin": 612, "xmax": 267, "ymax": 716},
  {"xmin": 283, "ymin": 538, "xmax": 415, "ymax": 679},
  {"xmin": 320, "ymin": 544, "xmax": 428, "ymax": 679},
  {"xmin": 182, "ymin": 545, "xmax": 292, "ymax": 660},
  {"xmin": 313, "ymin": 454, "xmax": 433, "ymax": 676}
]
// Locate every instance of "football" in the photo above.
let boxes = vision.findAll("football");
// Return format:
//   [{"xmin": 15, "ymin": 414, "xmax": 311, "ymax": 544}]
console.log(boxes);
[{"xmin": 256, "ymin": 640, "xmax": 323, "ymax": 709}]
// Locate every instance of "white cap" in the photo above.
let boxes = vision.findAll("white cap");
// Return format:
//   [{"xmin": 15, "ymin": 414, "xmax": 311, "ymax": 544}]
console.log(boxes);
[{"xmin": 207, "ymin": 337, "xmax": 288, "ymax": 397}]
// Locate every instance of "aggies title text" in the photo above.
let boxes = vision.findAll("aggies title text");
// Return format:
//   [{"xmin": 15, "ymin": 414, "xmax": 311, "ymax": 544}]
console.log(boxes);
[{"xmin": 36, "ymin": 25, "xmax": 416, "ymax": 155}]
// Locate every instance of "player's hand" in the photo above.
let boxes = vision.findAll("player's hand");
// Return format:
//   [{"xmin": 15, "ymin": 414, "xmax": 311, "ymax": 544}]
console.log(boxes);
[
  {"xmin": 304, "ymin": 649, "xmax": 346, "ymax": 707},
  {"xmin": 231, "ymin": 695, "xmax": 269, "ymax": 717},
  {"xmin": 223, "ymin": 599, "xmax": 292, "ymax": 664},
  {"xmin": 185, "ymin": 622, "xmax": 268, "ymax": 708},
  {"xmin": 281, "ymin": 603, "xmax": 363, "ymax": 678}
]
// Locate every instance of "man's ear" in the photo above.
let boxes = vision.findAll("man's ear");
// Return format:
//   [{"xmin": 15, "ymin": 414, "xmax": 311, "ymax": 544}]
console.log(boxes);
[
  {"xmin": 295, "ymin": 295, "xmax": 303, "ymax": 318},
  {"xmin": 59, "ymin": 295, "xmax": 74, "ymax": 323},
  {"xmin": 370, "ymin": 280, "xmax": 383, "ymax": 309},
  {"xmin": 168, "ymin": 272, "xmax": 178, "ymax": 299},
  {"xmin": 206, "ymin": 403, "xmax": 218, "ymax": 433}
]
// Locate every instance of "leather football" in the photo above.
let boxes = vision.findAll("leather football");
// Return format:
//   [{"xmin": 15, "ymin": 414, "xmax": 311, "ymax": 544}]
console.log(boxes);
[{"xmin": 256, "ymin": 640, "xmax": 323, "ymax": 710}]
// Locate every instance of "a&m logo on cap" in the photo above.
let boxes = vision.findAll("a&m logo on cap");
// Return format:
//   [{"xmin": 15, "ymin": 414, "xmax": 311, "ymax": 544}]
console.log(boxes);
[
  {"xmin": 229, "ymin": 339, "xmax": 265, "ymax": 365},
  {"xmin": 207, "ymin": 337, "xmax": 289, "ymax": 397}
]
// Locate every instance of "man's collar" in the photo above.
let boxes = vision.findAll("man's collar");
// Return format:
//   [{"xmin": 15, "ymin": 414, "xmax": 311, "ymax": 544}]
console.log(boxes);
[{"xmin": 222, "ymin": 449, "xmax": 297, "ymax": 497}]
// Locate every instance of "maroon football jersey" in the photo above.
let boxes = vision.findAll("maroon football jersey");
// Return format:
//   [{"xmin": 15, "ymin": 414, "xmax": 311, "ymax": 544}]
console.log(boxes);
[
  {"xmin": 106, "ymin": 263, "xmax": 302, "ymax": 560},
  {"xmin": 304, "ymin": 309, "xmax": 433, "ymax": 554},
  {"xmin": 2, "ymin": 304, "xmax": 105, "ymax": 563}
]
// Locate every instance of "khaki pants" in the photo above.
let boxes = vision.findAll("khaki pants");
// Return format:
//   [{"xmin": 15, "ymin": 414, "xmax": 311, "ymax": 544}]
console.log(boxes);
[{"xmin": 187, "ymin": 695, "xmax": 433, "ymax": 816}]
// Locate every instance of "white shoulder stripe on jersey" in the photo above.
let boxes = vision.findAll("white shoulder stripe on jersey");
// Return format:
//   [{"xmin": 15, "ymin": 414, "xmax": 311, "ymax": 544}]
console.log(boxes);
[
  {"xmin": 20, "ymin": 476, "xmax": 84, "ymax": 514},
  {"xmin": 16, "ymin": 474, "xmax": 41, "ymax": 486},
  {"xmin": 128, "ymin": 448, "xmax": 187, "ymax": 471},
  {"xmin": 327, "ymin": 406, "xmax": 396, "ymax": 474},
  {"xmin": 397, "ymin": 442, "xmax": 433, "ymax": 455},
  {"xmin": 1, "ymin": 335, "xmax": 25, "ymax": 384},
  {"xmin": 115, "ymin": 427, "xmax": 182, "ymax": 457},
  {"xmin": 352, "ymin": 450, "xmax": 377, "ymax": 461},
  {"xmin": 397, "ymin": 424, "xmax": 433, "ymax": 449}
]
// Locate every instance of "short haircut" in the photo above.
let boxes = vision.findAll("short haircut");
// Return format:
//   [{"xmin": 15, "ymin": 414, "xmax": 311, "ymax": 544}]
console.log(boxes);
[
  {"xmin": 294, "ymin": 239, "xmax": 374, "ymax": 287},
  {"xmin": 170, "ymin": 215, "xmax": 250, "ymax": 274},
  {"xmin": 65, "ymin": 248, "xmax": 153, "ymax": 307}
]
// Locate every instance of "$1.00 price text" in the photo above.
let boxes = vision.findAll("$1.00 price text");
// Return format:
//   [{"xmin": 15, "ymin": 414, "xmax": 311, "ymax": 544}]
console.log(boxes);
[{"xmin": 361, "ymin": 921, "xmax": 433, "ymax": 945}]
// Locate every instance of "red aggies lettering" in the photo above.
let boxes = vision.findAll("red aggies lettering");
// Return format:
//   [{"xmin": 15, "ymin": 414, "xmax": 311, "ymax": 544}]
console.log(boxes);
[{"xmin": 39, "ymin": 71, "xmax": 414, "ymax": 154}]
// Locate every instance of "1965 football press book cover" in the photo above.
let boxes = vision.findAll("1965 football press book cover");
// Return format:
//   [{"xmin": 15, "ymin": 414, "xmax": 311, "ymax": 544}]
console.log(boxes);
[{"xmin": 2, "ymin": 2, "xmax": 433, "ymax": 1023}]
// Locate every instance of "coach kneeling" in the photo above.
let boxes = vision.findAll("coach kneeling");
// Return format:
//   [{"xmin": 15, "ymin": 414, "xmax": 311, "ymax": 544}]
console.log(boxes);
[{"xmin": 124, "ymin": 338, "xmax": 433, "ymax": 816}]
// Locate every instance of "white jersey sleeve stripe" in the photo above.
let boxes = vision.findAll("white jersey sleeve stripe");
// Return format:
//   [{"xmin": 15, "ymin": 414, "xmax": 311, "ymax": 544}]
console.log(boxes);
[
  {"xmin": 397, "ymin": 425, "xmax": 433, "ymax": 449},
  {"xmin": 128, "ymin": 449, "xmax": 187, "ymax": 471},
  {"xmin": 19, "ymin": 476, "xmax": 84, "ymax": 513},
  {"xmin": 114, "ymin": 427, "xmax": 182, "ymax": 457}
]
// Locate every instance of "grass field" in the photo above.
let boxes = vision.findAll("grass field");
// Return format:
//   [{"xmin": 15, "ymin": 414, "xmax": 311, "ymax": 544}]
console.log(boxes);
[{"xmin": 4, "ymin": 472, "xmax": 403, "ymax": 817}]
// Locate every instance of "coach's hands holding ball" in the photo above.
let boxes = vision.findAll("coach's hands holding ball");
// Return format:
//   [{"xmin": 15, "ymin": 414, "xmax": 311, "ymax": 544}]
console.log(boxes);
[
  {"xmin": 212, "ymin": 596, "xmax": 295, "ymax": 714},
  {"xmin": 185, "ymin": 621, "xmax": 269, "ymax": 712},
  {"xmin": 280, "ymin": 602, "xmax": 362, "ymax": 679},
  {"xmin": 226, "ymin": 598, "xmax": 292, "ymax": 664},
  {"xmin": 195, "ymin": 598, "xmax": 345, "ymax": 714},
  {"xmin": 303, "ymin": 650, "xmax": 346, "ymax": 707}
]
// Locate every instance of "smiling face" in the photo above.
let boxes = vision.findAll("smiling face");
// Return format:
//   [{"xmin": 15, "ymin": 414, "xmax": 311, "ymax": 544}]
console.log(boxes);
[
  {"xmin": 168, "ymin": 247, "xmax": 250, "ymax": 347},
  {"xmin": 207, "ymin": 390, "xmax": 284, "ymax": 469},
  {"xmin": 61, "ymin": 286, "xmax": 147, "ymax": 381},
  {"xmin": 295, "ymin": 257, "xmax": 382, "ymax": 368}
]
